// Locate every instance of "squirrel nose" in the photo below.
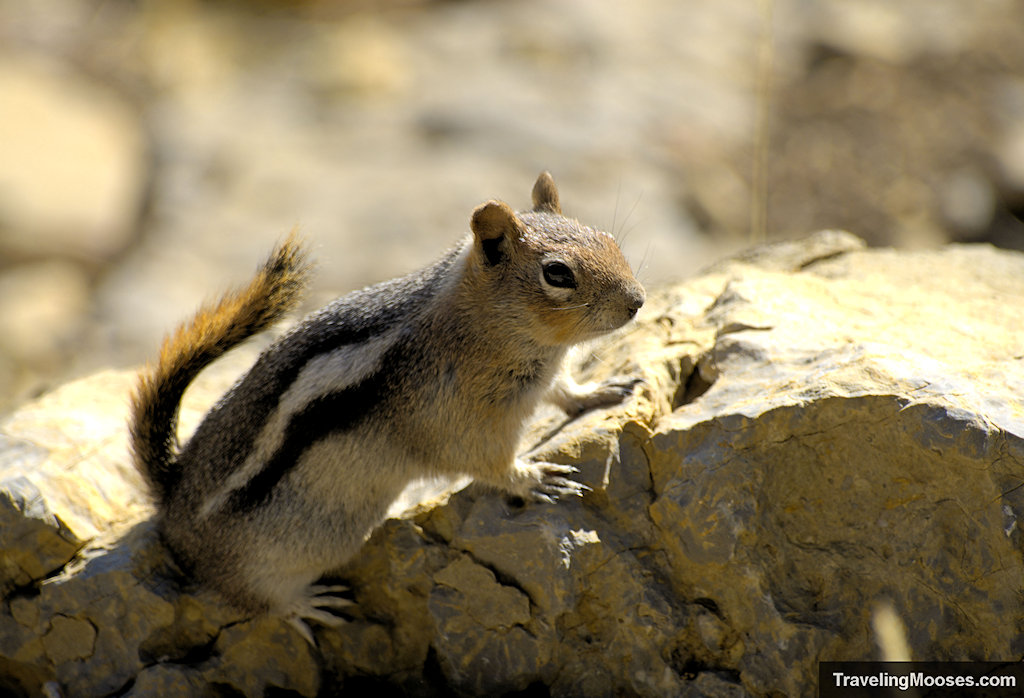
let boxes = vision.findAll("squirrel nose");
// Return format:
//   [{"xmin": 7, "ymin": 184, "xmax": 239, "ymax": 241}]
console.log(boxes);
[{"xmin": 626, "ymin": 289, "xmax": 645, "ymax": 318}]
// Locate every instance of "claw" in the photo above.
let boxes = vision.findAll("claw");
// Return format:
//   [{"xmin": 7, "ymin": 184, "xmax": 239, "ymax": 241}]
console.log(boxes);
[
  {"xmin": 312, "ymin": 596, "xmax": 354, "ymax": 610},
  {"xmin": 523, "ymin": 461, "xmax": 590, "ymax": 503},
  {"xmin": 550, "ymin": 479, "xmax": 590, "ymax": 494},
  {"xmin": 509, "ymin": 457, "xmax": 591, "ymax": 504},
  {"xmin": 307, "ymin": 584, "xmax": 351, "ymax": 608},
  {"xmin": 287, "ymin": 616, "xmax": 317, "ymax": 646},
  {"xmin": 309, "ymin": 583, "xmax": 348, "ymax": 595},
  {"xmin": 284, "ymin": 584, "xmax": 354, "ymax": 646}
]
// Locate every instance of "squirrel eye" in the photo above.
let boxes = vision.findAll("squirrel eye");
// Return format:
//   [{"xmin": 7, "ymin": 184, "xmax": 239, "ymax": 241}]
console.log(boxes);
[{"xmin": 542, "ymin": 261, "xmax": 577, "ymax": 289}]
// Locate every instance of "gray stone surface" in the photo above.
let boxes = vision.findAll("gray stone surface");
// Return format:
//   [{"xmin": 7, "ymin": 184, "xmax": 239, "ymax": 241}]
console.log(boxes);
[{"xmin": 2, "ymin": 233, "xmax": 1023, "ymax": 696}]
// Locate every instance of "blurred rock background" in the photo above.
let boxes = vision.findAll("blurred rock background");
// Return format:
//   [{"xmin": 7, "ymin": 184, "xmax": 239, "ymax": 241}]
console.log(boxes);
[{"xmin": 0, "ymin": 0, "xmax": 1022, "ymax": 414}]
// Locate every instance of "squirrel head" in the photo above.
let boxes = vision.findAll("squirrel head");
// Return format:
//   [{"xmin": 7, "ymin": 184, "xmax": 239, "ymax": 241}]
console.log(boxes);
[{"xmin": 467, "ymin": 172, "xmax": 645, "ymax": 347}]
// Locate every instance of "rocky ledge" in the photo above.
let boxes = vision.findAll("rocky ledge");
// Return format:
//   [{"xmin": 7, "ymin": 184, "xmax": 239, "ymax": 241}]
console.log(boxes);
[{"xmin": 2, "ymin": 232, "xmax": 1022, "ymax": 697}]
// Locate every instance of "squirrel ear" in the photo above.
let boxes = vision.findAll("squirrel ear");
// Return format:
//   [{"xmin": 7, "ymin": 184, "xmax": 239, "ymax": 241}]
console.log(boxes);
[
  {"xmin": 531, "ymin": 171, "xmax": 561, "ymax": 214},
  {"xmin": 471, "ymin": 200, "xmax": 521, "ymax": 266}
]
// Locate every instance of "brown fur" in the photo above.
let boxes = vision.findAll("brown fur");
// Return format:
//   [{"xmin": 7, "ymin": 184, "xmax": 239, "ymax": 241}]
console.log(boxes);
[{"xmin": 130, "ymin": 229, "xmax": 310, "ymax": 502}]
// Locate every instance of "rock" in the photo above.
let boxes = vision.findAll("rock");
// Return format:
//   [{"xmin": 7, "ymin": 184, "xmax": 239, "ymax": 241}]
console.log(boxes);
[
  {"xmin": 199, "ymin": 616, "xmax": 320, "ymax": 697},
  {"xmin": 2, "ymin": 233, "xmax": 1023, "ymax": 696},
  {"xmin": 1, "ymin": 522, "xmax": 178, "ymax": 697},
  {"xmin": 0, "ymin": 49, "xmax": 149, "ymax": 412},
  {"xmin": 0, "ymin": 52, "xmax": 147, "ymax": 262},
  {"xmin": 0, "ymin": 370, "xmax": 153, "ymax": 546},
  {"xmin": 0, "ymin": 260, "xmax": 93, "ymax": 413},
  {"xmin": 645, "ymin": 237, "xmax": 1024, "ymax": 694},
  {"xmin": 428, "ymin": 555, "xmax": 544, "ymax": 695},
  {"xmin": 0, "ymin": 476, "xmax": 80, "ymax": 598},
  {"xmin": 0, "ymin": 262, "xmax": 91, "ymax": 363}
]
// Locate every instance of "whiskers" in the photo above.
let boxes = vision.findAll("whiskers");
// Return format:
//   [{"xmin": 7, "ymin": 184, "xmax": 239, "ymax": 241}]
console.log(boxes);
[
  {"xmin": 607, "ymin": 179, "xmax": 650, "ymax": 286},
  {"xmin": 550, "ymin": 302, "xmax": 590, "ymax": 312},
  {"xmin": 609, "ymin": 180, "xmax": 644, "ymax": 243},
  {"xmin": 571, "ymin": 342, "xmax": 619, "ymax": 377},
  {"xmin": 633, "ymin": 239, "xmax": 653, "ymax": 285}
]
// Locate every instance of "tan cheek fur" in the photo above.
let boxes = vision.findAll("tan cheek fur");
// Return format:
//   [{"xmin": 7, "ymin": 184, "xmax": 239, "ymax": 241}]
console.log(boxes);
[{"xmin": 535, "ymin": 305, "xmax": 590, "ymax": 345}]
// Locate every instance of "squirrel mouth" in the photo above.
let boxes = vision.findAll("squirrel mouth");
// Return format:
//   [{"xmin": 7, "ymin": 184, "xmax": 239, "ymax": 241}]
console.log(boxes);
[{"xmin": 584, "ymin": 317, "xmax": 634, "ymax": 339}]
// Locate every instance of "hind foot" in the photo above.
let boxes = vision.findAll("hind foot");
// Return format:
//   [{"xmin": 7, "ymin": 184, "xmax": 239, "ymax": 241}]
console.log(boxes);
[{"xmin": 284, "ymin": 584, "xmax": 353, "ymax": 646}]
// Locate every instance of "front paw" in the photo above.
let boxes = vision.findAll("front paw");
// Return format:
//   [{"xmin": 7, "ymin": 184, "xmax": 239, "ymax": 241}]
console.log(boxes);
[
  {"xmin": 512, "ymin": 460, "xmax": 591, "ymax": 504},
  {"xmin": 561, "ymin": 377, "xmax": 644, "ymax": 417}
]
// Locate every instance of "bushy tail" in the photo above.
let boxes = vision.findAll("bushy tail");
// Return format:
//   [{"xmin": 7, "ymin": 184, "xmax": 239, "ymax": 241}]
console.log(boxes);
[{"xmin": 129, "ymin": 230, "xmax": 310, "ymax": 503}]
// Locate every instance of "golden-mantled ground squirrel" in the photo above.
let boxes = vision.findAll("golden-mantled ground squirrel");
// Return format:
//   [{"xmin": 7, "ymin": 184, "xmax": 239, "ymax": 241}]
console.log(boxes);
[{"xmin": 130, "ymin": 172, "xmax": 645, "ymax": 643}]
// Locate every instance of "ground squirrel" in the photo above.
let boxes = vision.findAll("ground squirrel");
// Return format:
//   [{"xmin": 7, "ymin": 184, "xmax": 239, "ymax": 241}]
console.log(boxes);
[{"xmin": 130, "ymin": 172, "xmax": 646, "ymax": 642}]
